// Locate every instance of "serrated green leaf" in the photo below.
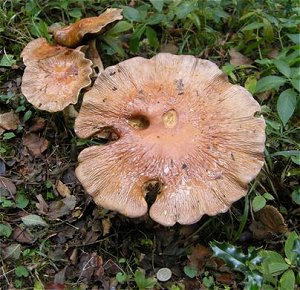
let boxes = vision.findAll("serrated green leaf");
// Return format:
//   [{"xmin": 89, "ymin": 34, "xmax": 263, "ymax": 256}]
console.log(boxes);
[
  {"xmin": 149, "ymin": 0, "xmax": 164, "ymax": 12},
  {"xmin": 210, "ymin": 241, "xmax": 247, "ymax": 272},
  {"xmin": 279, "ymin": 269, "xmax": 295, "ymax": 290},
  {"xmin": 277, "ymin": 89, "xmax": 297, "ymax": 125},
  {"xmin": 21, "ymin": 214, "xmax": 48, "ymax": 227},
  {"xmin": 252, "ymin": 196, "xmax": 266, "ymax": 212},
  {"xmin": 245, "ymin": 271, "xmax": 263, "ymax": 290},
  {"xmin": 0, "ymin": 223, "xmax": 13, "ymax": 237},
  {"xmin": 255, "ymin": 76, "xmax": 287, "ymax": 93},
  {"xmin": 273, "ymin": 60, "xmax": 291, "ymax": 78}
]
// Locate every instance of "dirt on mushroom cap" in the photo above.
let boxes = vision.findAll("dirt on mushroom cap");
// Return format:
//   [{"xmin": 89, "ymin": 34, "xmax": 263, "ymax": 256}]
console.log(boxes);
[
  {"xmin": 53, "ymin": 8, "xmax": 123, "ymax": 48},
  {"xmin": 21, "ymin": 49, "xmax": 93, "ymax": 112},
  {"xmin": 75, "ymin": 53, "xmax": 266, "ymax": 226}
]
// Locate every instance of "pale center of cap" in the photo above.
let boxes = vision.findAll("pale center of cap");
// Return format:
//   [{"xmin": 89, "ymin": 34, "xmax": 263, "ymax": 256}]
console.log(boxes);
[{"xmin": 162, "ymin": 109, "xmax": 177, "ymax": 128}]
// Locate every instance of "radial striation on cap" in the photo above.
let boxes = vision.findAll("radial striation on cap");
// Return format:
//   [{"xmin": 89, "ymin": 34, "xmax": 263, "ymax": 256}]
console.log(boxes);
[
  {"xmin": 21, "ymin": 49, "xmax": 93, "ymax": 112},
  {"xmin": 75, "ymin": 53, "xmax": 266, "ymax": 226}
]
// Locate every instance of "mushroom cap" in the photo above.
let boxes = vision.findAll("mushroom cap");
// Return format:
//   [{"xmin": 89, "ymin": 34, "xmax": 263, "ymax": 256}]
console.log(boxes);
[
  {"xmin": 75, "ymin": 53, "xmax": 266, "ymax": 226},
  {"xmin": 53, "ymin": 8, "xmax": 123, "ymax": 48},
  {"xmin": 21, "ymin": 38, "xmax": 68, "ymax": 66},
  {"xmin": 21, "ymin": 49, "xmax": 93, "ymax": 112}
]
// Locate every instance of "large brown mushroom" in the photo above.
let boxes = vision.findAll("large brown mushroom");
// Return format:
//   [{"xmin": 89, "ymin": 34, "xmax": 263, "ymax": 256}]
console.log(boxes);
[
  {"xmin": 21, "ymin": 49, "xmax": 92, "ymax": 112},
  {"xmin": 75, "ymin": 53, "xmax": 266, "ymax": 226}
]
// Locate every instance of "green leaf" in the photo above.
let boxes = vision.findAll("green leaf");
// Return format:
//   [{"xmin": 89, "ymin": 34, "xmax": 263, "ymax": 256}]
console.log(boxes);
[
  {"xmin": 3, "ymin": 132, "xmax": 16, "ymax": 140},
  {"xmin": 268, "ymin": 262, "xmax": 289, "ymax": 274},
  {"xmin": 129, "ymin": 24, "xmax": 146, "ymax": 53},
  {"xmin": 291, "ymin": 189, "xmax": 300, "ymax": 205},
  {"xmin": 21, "ymin": 214, "xmax": 48, "ymax": 227},
  {"xmin": 134, "ymin": 270, "xmax": 157, "ymax": 289},
  {"xmin": 149, "ymin": 0, "xmax": 164, "ymax": 12},
  {"xmin": 183, "ymin": 265, "xmax": 197, "ymax": 278},
  {"xmin": 107, "ymin": 21, "xmax": 133, "ymax": 35},
  {"xmin": 255, "ymin": 76, "xmax": 287, "ymax": 93},
  {"xmin": 145, "ymin": 26, "xmax": 159, "ymax": 48},
  {"xmin": 287, "ymin": 33, "xmax": 300, "ymax": 44},
  {"xmin": 146, "ymin": 14, "xmax": 165, "ymax": 25},
  {"xmin": 15, "ymin": 265, "xmax": 29, "ymax": 278},
  {"xmin": 284, "ymin": 231, "xmax": 299, "ymax": 264},
  {"xmin": 0, "ymin": 223, "xmax": 13, "ymax": 238},
  {"xmin": 277, "ymin": 89, "xmax": 297, "ymax": 125},
  {"xmin": 263, "ymin": 18, "xmax": 273, "ymax": 42},
  {"xmin": 210, "ymin": 242, "xmax": 247, "ymax": 272},
  {"xmin": 273, "ymin": 60, "xmax": 291, "ymax": 78},
  {"xmin": 16, "ymin": 192, "xmax": 29, "ymax": 209},
  {"xmin": 245, "ymin": 271, "xmax": 264, "ymax": 290},
  {"xmin": 33, "ymin": 280, "xmax": 44, "ymax": 290},
  {"xmin": 252, "ymin": 196, "xmax": 266, "ymax": 212},
  {"xmin": 68, "ymin": 8, "xmax": 82, "ymax": 19},
  {"xmin": 174, "ymin": 2, "xmax": 196, "ymax": 19},
  {"xmin": 116, "ymin": 272, "xmax": 128, "ymax": 284},
  {"xmin": 0, "ymin": 54, "xmax": 16, "ymax": 67},
  {"xmin": 279, "ymin": 270, "xmax": 295, "ymax": 290},
  {"xmin": 123, "ymin": 6, "xmax": 143, "ymax": 22},
  {"xmin": 242, "ymin": 22, "xmax": 264, "ymax": 31},
  {"xmin": 245, "ymin": 76, "xmax": 257, "ymax": 94},
  {"xmin": 23, "ymin": 110, "xmax": 32, "ymax": 123},
  {"xmin": 291, "ymin": 78, "xmax": 300, "ymax": 93},
  {"xmin": 263, "ymin": 192, "xmax": 275, "ymax": 201}
]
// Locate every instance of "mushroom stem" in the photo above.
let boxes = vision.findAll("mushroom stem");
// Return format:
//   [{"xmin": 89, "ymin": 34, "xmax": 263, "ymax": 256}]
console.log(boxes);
[{"xmin": 87, "ymin": 39, "xmax": 104, "ymax": 76}]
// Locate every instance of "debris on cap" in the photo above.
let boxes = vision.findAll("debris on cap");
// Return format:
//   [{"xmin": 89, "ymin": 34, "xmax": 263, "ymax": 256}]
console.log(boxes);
[
  {"xmin": 75, "ymin": 53, "xmax": 266, "ymax": 226},
  {"xmin": 53, "ymin": 8, "xmax": 123, "ymax": 48},
  {"xmin": 21, "ymin": 49, "xmax": 93, "ymax": 112}
]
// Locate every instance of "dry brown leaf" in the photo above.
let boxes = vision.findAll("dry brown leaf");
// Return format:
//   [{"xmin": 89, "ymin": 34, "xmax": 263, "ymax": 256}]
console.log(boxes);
[
  {"xmin": 56, "ymin": 180, "xmax": 71, "ymax": 198},
  {"xmin": 23, "ymin": 133, "xmax": 49, "ymax": 156},
  {"xmin": 250, "ymin": 205, "xmax": 288, "ymax": 239},
  {"xmin": 36, "ymin": 194, "xmax": 49, "ymax": 215},
  {"xmin": 29, "ymin": 117, "xmax": 46, "ymax": 132},
  {"xmin": 102, "ymin": 218, "xmax": 112, "ymax": 236},
  {"xmin": 0, "ymin": 110, "xmax": 20, "ymax": 135},
  {"xmin": 13, "ymin": 227, "xmax": 35, "ymax": 244},
  {"xmin": 0, "ymin": 176, "xmax": 16, "ymax": 197},
  {"xmin": 229, "ymin": 48, "xmax": 253, "ymax": 66},
  {"xmin": 48, "ymin": 195, "xmax": 77, "ymax": 220},
  {"xmin": 160, "ymin": 43, "xmax": 178, "ymax": 54},
  {"xmin": 187, "ymin": 244, "xmax": 212, "ymax": 273}
]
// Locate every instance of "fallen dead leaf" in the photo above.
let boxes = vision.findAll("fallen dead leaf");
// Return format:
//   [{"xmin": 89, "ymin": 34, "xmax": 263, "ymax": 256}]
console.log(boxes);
[
  {"xmin": 48, "ymin": 195, "xmax": 77, "ymax": 220},
  {"xmin": 29, "ymin": 117, "xmax": 46, "ymax": 132},
  {"xmin": 250, "ymin": 205, "xmax": 288, "ymax": 239},
  {"xmin": 229, "ymin": 48, "xmax": 253, "ymax": 66},
  {"xmin": 36, "ymin": 194, "xmax": 49, "ymax": 215},
  {"xmin": 0, "ymin": 176, "xmax": 16, "ymax": 197},
  {"xmin": 23, "ymin": 133, "xmax": 49, "ymax": 156},
  {"xmin": 187, "ymin": 244, "xmax": 212, "ymax": 273},
  {"xmin": 56, "ymin": 180, "xmax": 71, "ymax": 198},
  {"xmin": 13, "ymin": 226, "xmax": 35, "ymax": 244},
  {"xmin": 102, "ymin": 218, "xmax": 112, "ymax": 236},
  {"xmin": 160, "ymin": 43, "xmax": 178, "ymax": 54},
  {"xmin": 0, "ymin": 110, "xmax": 20, "ymax": 135}
]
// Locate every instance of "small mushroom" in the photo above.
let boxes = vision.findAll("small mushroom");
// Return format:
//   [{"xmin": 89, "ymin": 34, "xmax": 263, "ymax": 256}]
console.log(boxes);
[
  {"xmin": 53, "ymin": 8, "xmax": 123, "ymax": 48},
  {"xmin": 75, "ymin": 53, "xmax": 266, "ymax": 226},
  {"xmin": 21, "ymin": 49, "xmax": 92, "ymax": 112}
]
